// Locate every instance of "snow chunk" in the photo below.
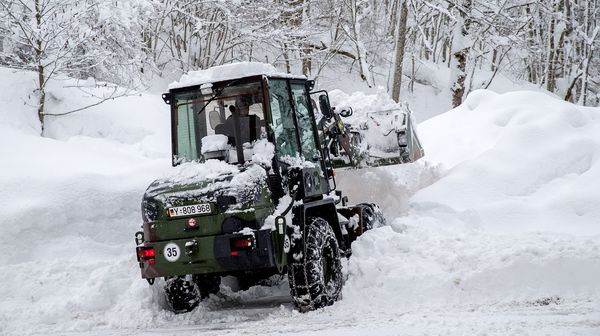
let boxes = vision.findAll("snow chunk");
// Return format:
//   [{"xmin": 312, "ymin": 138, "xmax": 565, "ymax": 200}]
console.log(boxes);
[
  {"xmin": 169, "ymin": 62, "xmax": 305, "ymax": 89},
  {"xmin": 201, "ymin": 134, "xmax": 229, "ymax": 154},
  {"xmin": 251, "ymin": 139, "xmax": 275, "ymax": 167},
  {"xmin": 235, "ymin": 227, "xmax": 256, "ymax": 238}
]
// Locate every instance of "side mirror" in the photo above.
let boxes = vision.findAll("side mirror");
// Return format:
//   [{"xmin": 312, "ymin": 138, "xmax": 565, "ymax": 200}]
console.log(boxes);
[
  {"xmin": 319, "ymin": 94, "xmax": 332, "ymax": 119},
  {"xmin": 339, "ymin": 107, "xmax": 353, "ymax": 117}
]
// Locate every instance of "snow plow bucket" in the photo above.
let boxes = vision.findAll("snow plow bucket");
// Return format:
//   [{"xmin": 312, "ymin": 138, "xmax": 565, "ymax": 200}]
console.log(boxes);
[{"xmin": 324, "ymin": 107, "xmax": 424, "ymax": 168}]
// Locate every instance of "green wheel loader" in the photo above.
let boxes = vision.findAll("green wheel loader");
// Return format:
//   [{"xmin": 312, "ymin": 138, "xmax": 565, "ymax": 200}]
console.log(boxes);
[{"xmin": 134, "ymin": 63, "xmax": 423, "ymax": 313}]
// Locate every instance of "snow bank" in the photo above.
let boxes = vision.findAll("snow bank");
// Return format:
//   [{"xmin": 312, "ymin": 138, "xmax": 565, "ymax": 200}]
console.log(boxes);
[
  {"xmin": 0, "ymin": 67, "xmax": 173, "ymax": 335},
  {"xmin": 416, "ymin": 89, "xmax": 600, "ymax": 235},
  {"xmin": 340, "ymin": 89, "xmax": 600, "ymax": 325},
  {"xmin": 168, "ymin": 62, "xmax": 305, "ymax": 90},
  {"xmin": 343, "ymin": 215, "xmax": 600, "ymax": 309}
]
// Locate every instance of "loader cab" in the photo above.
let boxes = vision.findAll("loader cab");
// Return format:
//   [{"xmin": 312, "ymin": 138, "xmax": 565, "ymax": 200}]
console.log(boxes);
[
  {"xmin": 164, "ymin": 75, "xmax": 331, "ymax": 198},
  {"xmin": 166, "ymin": 77, "xmax": 267, "ymax": 165}
]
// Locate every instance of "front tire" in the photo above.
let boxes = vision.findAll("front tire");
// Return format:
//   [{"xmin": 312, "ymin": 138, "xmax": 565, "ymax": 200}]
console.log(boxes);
[
  {"xmin": 287, "ymin": 217, "xmax": 343, "ymax": 312},
  {"xmin": 358, "ymin": 203, "xmax": 386, "ymax": 231}
]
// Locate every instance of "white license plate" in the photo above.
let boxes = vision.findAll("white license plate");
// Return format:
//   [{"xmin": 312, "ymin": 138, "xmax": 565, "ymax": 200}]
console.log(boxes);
[{"xmin": 168, "ymin": 203, "xmax": 211, "ymax": 218}]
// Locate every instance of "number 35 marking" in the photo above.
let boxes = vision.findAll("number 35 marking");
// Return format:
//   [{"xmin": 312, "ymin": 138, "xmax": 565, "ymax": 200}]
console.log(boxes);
[{"xmin": 163, "ymin": 243, "xmax": 180, "ymax": 262}]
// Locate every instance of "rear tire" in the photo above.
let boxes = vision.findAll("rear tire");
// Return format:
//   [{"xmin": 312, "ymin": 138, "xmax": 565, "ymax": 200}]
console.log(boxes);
[
  {"xmin": 287, "ymin": 217, "xmax": 343, "ymax": 312},
  {"xmin": 164, "ymin": 275, "xmax": 221, "ymax": 313},
  {"xmin": 164, "ymin": 276, "xmax": 200, "ymax": 313}
]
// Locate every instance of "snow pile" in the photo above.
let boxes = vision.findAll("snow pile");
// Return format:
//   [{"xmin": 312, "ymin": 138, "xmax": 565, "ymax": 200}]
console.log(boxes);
[
  {"xmin": 329, "ymin": 88, "xmax": 399, "ymax": 118},
  {"xmin": 169, "ymin": 62, "xmax": 305, "ymax": 89},
  {"xmin": 341, "ymin": 89, "xmax": 600, "ymax": 320},
  {"xmin": 416, "ymin": 89, "xmax": 600, "ymax": 234}
]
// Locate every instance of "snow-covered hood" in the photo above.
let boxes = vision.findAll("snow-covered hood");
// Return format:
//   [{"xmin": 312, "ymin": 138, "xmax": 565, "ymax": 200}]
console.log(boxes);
[{"xmin": 143, "ymin": 161, "xmax": 269, "ymax": 212}]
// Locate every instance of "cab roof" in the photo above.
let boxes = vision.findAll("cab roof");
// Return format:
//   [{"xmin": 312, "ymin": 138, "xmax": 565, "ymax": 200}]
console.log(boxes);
[{"xmin": 168, "ymin": 62, "xmax": 306, "ymax": 90}]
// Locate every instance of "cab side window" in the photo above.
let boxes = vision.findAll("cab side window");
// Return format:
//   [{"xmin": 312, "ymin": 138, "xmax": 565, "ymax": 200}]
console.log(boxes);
[
  {"xmin": 269, "ymin": 79, "xmax": 300, "ymax": 158},
  {"xmin": 291, "ymin": 83, "xmax": 319, "ymax": 160}
]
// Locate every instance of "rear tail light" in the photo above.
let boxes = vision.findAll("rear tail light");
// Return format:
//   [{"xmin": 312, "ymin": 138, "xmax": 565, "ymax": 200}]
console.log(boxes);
[
  {"xmin": 137, "ymin": 247, "xmax": 156, "ymax": 265},
  {"xmin": 232, "ymin": 238, "xmax": 253, "ymax": 248},
  {"xmin": 230, "ymin": 236, "xmax": 254, "ymax": 256},
  {"xmin": 138, "ymin": 248, "xmax": 155, "ymax": 258}
]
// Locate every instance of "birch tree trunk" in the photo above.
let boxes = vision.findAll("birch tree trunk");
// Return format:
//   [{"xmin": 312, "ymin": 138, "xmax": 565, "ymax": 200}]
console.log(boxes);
[
  {"xmin": 546, "ymin": 1, "xmax": 558, "ymax": 92},
  {"xmin": 450, "ymin": 0, "xmax": 472, "ymax": 108},
  {"xmin": 391, "ymin": 0, "xmax": 408, "ymax": 103},
  {"xmin": 34, "ymin": 0, "xmax": 45, "ymax": 135}
]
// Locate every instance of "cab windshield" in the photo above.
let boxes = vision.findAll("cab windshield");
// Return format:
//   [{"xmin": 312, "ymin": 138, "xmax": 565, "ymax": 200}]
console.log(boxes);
[{"xmin": 173, "ymin": 80, "xmax": 266, "ymax": 164}]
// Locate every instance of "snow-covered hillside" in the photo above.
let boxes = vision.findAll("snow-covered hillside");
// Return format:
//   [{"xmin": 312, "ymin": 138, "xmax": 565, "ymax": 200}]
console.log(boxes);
[
  {"xmin": 1, "ymin": 67, "xmax": 599, "ymax": 335},
  {"xmin": 0, "ymin": 68, "xmax": 173, "ymax": 335}
]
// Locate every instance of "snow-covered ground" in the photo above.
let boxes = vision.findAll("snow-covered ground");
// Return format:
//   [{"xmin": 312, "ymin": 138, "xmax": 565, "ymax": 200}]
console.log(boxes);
[{"xmin": 1, "ymin": 67, "xmax": 599, "ymax": 335}]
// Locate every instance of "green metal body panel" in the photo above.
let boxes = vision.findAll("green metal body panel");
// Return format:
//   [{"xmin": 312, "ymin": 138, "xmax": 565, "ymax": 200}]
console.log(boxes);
[
  {"xmin": 142, "ymin": 205, "xmax": 273, "ymax": 242},
  {"xmin": 138, "ymin": 163, "xmax": 282, "ymax": 278},
  {"xmin": 139, "ymin": 228, "xmax": 283, "ymax": 278}
]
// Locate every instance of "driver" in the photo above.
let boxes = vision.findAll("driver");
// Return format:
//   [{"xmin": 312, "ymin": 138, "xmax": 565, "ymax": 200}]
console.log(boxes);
[{"xmin": 217, "ymin": 95, "xmax": 260, "ymax": 146}]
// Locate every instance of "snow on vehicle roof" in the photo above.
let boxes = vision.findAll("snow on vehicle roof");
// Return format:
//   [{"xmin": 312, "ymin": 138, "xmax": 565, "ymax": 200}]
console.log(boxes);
[{"xmin": 168, "ymin": 62, "xmax": 306, "ymax": 90}]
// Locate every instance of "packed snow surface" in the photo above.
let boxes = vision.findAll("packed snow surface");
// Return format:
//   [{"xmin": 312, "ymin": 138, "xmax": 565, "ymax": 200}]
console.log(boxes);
[
  {"xmin": 1, "ymin": 67, "xmax": 599, "ymax": 335},
  {"xmin": 168, "ymin": 62, "xmax": 305, "ymax": 90}
]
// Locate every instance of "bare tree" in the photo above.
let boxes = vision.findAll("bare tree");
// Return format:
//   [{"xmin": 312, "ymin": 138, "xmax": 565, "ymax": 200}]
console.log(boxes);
[{"xmin": 0, "ymin": 0, "xmax": 148, "ymax": 135}]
